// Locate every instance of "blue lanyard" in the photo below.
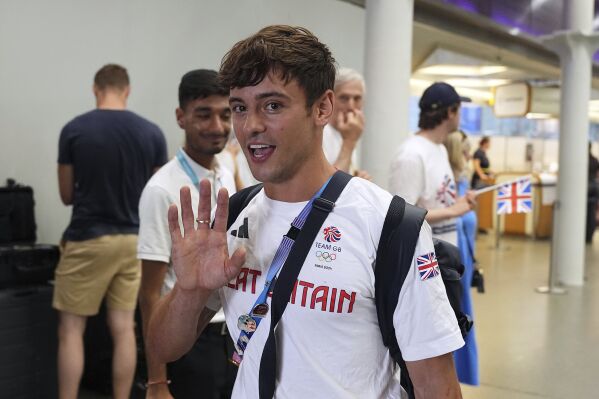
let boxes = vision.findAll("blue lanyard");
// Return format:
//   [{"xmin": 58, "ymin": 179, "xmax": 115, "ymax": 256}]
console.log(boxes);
[
  {"xmin": 176, "ymin": 148, "xmax": 219, "ymax": 206},
  {"xmin": 231, "ymin": 176, "xmax": 332, "ymax": 365},
  {"xmin": 176, "ymin": 148, "xmax": 201, "ymax": 188}
]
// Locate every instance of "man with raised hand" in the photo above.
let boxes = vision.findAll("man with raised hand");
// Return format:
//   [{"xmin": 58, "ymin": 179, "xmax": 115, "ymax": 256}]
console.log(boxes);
[{"xmin": 148, "ymin": 26, "xmax": 463, "ymax": 399}]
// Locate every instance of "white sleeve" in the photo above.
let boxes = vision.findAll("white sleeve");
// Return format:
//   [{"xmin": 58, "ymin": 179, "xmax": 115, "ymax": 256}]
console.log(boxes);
[
  {"xmin": 322, "ymin": 125, "xmax": 341, "ymax": 164},
  {"xmin": 389, "ymin": 153, "xmax": 425, "ymax": 206},
  {"xmin": 393, "ymin": 222, "xmax": 464, "ymax": 361},
  {"xmin": 137, "ymin": 185, "xmax": 173, "ymax": 263}
]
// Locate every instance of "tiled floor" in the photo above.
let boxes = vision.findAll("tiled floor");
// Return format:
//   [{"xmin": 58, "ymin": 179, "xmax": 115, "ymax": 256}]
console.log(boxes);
[
  {"xmin": 80, "ymin": 233, "xmax": 599, "ymax": 399},
  {"xmin": 461, "ymin": 233, "xmax": 599, "ymax": 399}
]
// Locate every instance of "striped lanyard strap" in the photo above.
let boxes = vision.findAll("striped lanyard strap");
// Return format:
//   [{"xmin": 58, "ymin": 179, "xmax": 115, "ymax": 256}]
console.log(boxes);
[{"xmin": 230, "ymin": 176, "xmax": 332, "ymax": 365}]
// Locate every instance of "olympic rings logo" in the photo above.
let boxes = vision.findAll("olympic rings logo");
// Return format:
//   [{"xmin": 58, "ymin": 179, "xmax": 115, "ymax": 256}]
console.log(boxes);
[{"xmin": 316, "ymin": 251, "xmax": 336, "ymax": 262}]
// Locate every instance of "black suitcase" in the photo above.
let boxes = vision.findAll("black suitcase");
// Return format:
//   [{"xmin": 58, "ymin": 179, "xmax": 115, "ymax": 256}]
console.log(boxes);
[
  {"xmin": 0, "ymin": 244, "xmax": 60, "ymax": 288},
  {"xmin": 0, "ymin": 284, "xmax": 58, "ymax": 399},
  {"xmin": 0, "ymin": 179, "xmax": 36, "ymax": 244}
]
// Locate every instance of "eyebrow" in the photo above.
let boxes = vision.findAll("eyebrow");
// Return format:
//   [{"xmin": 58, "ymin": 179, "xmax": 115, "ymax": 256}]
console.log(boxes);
[
  {"xmin": 192, "ymin": 106, "xmax": 214, "ymax": 113},
  {"xmin": 192, "ymin": 106, "xmax": 230, "ymax": 113},
  {"xmin": 229, "ymin": 91, "xmax": 291, "ymax": 104}
]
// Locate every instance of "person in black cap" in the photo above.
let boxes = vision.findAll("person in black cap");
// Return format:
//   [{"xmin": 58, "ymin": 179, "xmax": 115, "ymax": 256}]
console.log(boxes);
[{"xmin": 389, "ymin": 82, "xmax": 476, "ymax": 246}]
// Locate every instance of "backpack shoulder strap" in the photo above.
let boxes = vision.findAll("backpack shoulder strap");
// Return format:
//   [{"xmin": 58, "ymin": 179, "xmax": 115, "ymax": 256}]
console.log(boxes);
[
  {"xmin": 375, "ymin": 196, "xmax": 427, "ymax": 399},
  {"xmin": 226, "ymin": 183, "xmax": 263, "ymax": 230}
]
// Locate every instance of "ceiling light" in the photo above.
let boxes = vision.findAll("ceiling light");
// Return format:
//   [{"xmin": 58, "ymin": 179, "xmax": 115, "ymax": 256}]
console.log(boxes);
[
  {"xmin": 453, "ymin": 87, "xmax": 493, "ymax": 102},
  {"xmin": 409, "ymin": 78, "xmax": 433, "ymax": 88},
  {"xmin": 417, "ymin": 65, "xmax": 508, "ymax": 77},
  {"xmin": 526, "ymin": 113, "xmax": 554, "ymax": 119},
  {"xmin": 445, "ymin": 78, "xmax": 510, "ymax": 88}
]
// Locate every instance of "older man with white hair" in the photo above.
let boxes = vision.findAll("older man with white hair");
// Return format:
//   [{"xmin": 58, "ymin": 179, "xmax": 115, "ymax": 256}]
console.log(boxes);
[{"xmin": 323, "ymin": 67, "xmax": 369, "ymax": 176}]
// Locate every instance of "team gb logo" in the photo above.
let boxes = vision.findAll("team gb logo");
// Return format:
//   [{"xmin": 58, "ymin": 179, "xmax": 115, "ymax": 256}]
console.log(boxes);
[{"xmin": 323, "ymin": 226, "xmax": 341, "ymax": 243}]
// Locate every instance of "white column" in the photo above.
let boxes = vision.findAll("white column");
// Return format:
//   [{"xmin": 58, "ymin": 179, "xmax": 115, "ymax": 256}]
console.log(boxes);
[
  {"xmin": 543, "ymin": 0, "xmax": 599, "ymax": 286},
  {"xmin": 361, "ymin": 0, "xmax": 414, "ymax": 189}
]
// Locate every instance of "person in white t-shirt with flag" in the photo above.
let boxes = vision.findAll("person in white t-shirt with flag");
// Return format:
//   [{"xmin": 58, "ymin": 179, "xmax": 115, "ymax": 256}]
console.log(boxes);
[
  {"xmin": 389, "ymin": 82, "xmax": 476, "ymax": 245},
  {"xmin": 148, "ymin": 26, "xmax": 464, "ymax": 399}
]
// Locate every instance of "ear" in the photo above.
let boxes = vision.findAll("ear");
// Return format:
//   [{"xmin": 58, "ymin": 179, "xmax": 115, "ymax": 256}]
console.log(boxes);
[
  {"xmin": 175, "ymin": 107, "xmax": 185, "ymax": 128},
  {"xmin": 123, "ymin": 85, "xmax": 131, "ymax": 99},
  {"xmin": 313, "ymin": 89, "xmax": 335, "ymax": 127}
]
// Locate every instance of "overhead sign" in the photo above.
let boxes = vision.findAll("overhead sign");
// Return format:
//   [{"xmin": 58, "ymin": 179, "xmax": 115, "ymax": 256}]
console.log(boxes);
[
  {"xmin": 494, "ymin": 83, "xmax": 560, "ymax": 118},
  {"xmin": 530, "ymin": 87, "xmax": 560, "ymax": 115},
  {"xmin": 493, "ymin": 83, "xmax": 530, "ymax": 117}
]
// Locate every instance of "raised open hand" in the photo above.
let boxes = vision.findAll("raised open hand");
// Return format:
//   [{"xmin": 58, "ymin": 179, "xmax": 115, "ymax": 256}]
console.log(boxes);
[{"xmin": 168, "ymin": 180, "xmax": 246, "ymax": 292}]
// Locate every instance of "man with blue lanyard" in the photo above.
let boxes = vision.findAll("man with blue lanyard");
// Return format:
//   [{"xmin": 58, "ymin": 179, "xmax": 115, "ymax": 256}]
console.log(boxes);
[
  {"xmin": 148, "ymin": 27, "xmax": 464, "ymax": 398},
  {"xmin": 137, "ymin": 69, "xmax": 237, "ymax": 398}
]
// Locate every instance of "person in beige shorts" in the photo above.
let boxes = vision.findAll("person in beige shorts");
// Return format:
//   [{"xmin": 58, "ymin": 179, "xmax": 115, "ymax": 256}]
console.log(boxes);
[
  {"xmin": 54, "ymin": 64, "xmax": 167, "ymax": 399},
  {"xmin": 53, "ymin": 235, "xmax": 140, "ymax": 316}
]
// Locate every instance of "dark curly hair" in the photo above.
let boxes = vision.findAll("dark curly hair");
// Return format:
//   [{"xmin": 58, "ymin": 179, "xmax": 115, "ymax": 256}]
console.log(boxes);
[
  {"xmin": 219, "ymin": 25, "xmax": 336, "ymax": 108},
  {"xmin": 418, "ymin": 104, "xmax": 459, "ymax": 130}
]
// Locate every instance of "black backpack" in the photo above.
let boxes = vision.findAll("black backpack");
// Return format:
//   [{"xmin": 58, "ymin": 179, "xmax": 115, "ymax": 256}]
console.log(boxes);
[
  {"xmin": 0, "ymin": 179, "xmax": 36, "ymax": 244},
  {"xmin": 227, "ymin": 183, "xmax": 472, "ymax": 398}
]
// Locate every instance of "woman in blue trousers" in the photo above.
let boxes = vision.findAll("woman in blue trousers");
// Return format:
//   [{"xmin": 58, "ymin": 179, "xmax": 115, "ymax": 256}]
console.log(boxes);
[{"xmin": 446, "ymin": 131, "xmax": 479, "ymax": 386}]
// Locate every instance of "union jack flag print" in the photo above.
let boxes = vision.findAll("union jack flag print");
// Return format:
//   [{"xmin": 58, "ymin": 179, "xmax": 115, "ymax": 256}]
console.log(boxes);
[
  {"xmin": 323, "ymin": 226, "xmax": 341, "ymax": 243},
  {"xmin": 417, "ymin": 252, "xmax": 440, "ymax": 281},
  {"xmin": 436, "ymin": 174, "xmax": 456, "ymax": 206},
  {"xmin": 496, "ymin": 178, "xmax": 532, "ymax": 215}
]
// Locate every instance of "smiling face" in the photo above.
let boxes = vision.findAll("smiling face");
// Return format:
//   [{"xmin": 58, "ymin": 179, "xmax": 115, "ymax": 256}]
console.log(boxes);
[
  {"xmin": 176, "ymin": 95, "xmax": 231, "ymax": 160},
  {"xmin": 229, "ymin": 73, "xmax": 332, "ymax": 185}
]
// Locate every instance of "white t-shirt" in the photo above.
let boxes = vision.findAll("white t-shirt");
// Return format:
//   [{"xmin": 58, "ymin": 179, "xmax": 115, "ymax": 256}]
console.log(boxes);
[
  {"xmin": 137, "ymin": 148, "xmax": 236, "ymax": 322},
  {"xmin": 207, "ymin": 178, "xmax": 463, "ymax": 398},
  {"xmin": 322, "ymin": 124, "xmax": 359, "ymax": 170},
  {"xmin": 388, "ymin": 135, "xmax": 458, "ymax": 245}
]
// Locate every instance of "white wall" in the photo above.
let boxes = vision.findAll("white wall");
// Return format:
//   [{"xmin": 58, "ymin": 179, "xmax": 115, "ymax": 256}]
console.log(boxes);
[{"xmin": 0, "ymin": 0, "xmax": 365, "ymax": 244}]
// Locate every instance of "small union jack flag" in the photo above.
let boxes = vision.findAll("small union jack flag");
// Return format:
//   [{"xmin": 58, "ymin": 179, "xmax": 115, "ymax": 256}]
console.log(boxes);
[
  {"xmin": 417, "ymin": 252, "xmax": 440, "ymax": 281},
  {"xmin": 436, "ymin": 174, "xmax": 456, "ymax": 206},
  {"xmin": 497, "ymin": 178, "xmax": 532, "ymax": 215},
  {"xmin": 323, "ymin": 226, "xmax": 341, "ymax": 243}
]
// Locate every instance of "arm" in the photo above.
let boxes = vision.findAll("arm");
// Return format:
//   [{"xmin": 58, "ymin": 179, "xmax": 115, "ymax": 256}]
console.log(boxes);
[
  {"xmin": 148, "ymin": 284, "xmax": 216, "ymax": 363},
  {"xmin": 472, "ymin": 158, "xmax": 489, "ymax": 181},
  {"xmin": 57, "ymin": 164, "xmax": 74, "ymax": 205},
  {"xmin": 393, "ymin": 222, "xmax": 465, "ymax": 396},
  {"xmin": 332, "ymin": 110, "xmax": 364, "ymax": 172},
  {"xmin": 425, "ymin": 192, "xmax": 475, "ymax": 224},
  {"xmin": 147, "ymin": 183, "xmax": 245, "ymax": 364},
  {"xmin": 406, "ymin": 353, "xmax": 462, "ymax": 399},
  {"xmin": 333, "ymin": 140, "xmax": 357, "ymax": 172},
  {"xmin": 139, "ymin": 260, "xmax": 173, "ymax": 398}
]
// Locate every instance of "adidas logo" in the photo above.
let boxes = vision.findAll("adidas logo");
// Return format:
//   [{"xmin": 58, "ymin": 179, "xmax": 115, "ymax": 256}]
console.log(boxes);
[{"xmin": 230, "ymin": 217, "xmax": 249, "ymax": 239}]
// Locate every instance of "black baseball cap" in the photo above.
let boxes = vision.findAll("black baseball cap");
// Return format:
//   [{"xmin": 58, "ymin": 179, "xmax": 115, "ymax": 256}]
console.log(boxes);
[{"xmin": 419, "ymin": 82, "xmax": 471, "ymax": 112}]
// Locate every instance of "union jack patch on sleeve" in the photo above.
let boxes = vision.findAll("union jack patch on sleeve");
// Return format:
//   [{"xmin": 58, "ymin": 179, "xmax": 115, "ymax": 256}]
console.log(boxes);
[{"xmin": 417, "ymin": 252, "xmax": 440, "ymax": 281}]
